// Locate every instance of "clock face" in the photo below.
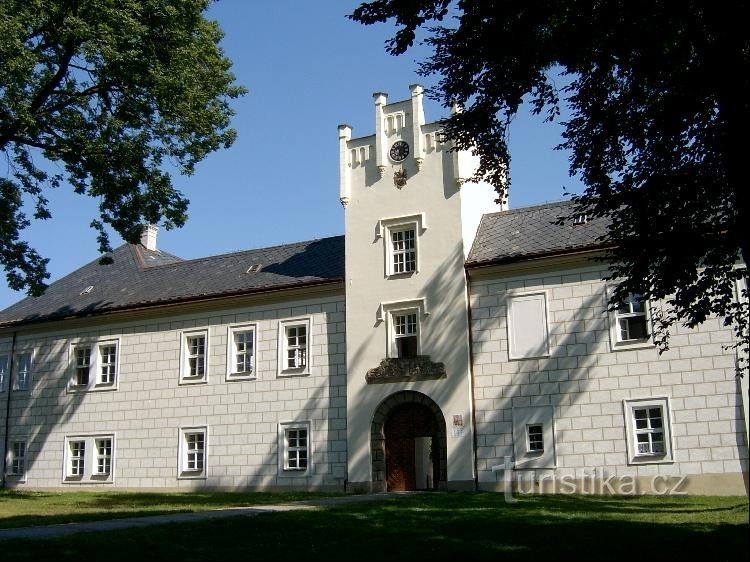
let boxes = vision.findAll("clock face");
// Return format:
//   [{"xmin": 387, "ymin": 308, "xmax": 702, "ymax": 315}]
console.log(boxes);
[{"xmin": 389, "ymin": 140, "xmax": 410, "ymax": 162}]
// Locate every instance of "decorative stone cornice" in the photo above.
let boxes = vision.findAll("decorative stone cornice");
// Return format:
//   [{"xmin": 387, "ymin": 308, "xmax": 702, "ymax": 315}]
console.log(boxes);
[{"xmin": 365, "ymin": 356, "xmax": 447, "ymax": 384}]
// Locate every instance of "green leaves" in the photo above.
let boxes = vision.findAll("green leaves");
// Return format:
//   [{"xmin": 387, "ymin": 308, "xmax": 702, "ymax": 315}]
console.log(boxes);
[{"xmin": 0, "ymin": 0, "xmax": 245, "ymax": 295}]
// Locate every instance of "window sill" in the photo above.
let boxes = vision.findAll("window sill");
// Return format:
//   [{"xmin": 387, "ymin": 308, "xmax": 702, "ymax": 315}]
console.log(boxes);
[
  {"xmin": 63, "ymin": 477, "xmax": 113, "ymax": 485},
  {"xmin": 178, "ymin": 471, "xmax": 207, "ymax": 480},
  {"xmin": 226, "ymin": 373, "xmax": 257, "ymax": 382},
  {"xmin": 628, "ymin": 456, "xmax": 674, "ymax": 465},
  {"xmin": 178, "ymin": 376, "xmax": 208, "ymax": 386},
  {"xmin": 611, "ymin": 339, "xmax": 654, "ymax": 351},
  {"xmin": 386, "ymin": 271, "xmax": 417, "ymax": 279},
  {"xmin": 508, "ymin": 353, "xmax": 551, "ymax": 361},
  {"xmin": 278, "ymin": 369, "xmax": 310, "ymax": 378}
]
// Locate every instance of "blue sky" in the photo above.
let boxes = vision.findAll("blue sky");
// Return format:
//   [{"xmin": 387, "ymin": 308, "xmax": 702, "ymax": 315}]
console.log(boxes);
[{"xmin": 0, "ymin": 0, "xmax": 584, "ymax": 310}]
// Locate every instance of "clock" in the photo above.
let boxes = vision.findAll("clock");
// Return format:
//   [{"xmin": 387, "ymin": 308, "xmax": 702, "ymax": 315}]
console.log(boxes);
[{"xmin": 389, "ymin": 140, "xmax": 410, "ymax": 162}]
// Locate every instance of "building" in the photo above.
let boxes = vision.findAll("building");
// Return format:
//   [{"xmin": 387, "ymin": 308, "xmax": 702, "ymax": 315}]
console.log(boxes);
[{"xmin": 1, "ymin": 87, "xmax": 747, "ymax": 494}]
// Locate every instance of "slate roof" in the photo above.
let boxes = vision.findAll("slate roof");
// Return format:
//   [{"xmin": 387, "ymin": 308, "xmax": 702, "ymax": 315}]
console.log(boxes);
[
  {"xmin": 0, "ymin": 236, "xmax": 345, "ymax": 327},
  {"xmin": 466, "ymin": 200, "xmax": 611, "ymax": 267}
]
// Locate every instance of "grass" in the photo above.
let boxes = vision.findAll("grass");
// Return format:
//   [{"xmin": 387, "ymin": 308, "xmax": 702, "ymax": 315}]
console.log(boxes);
[
  {"xmin": 0, "ymin": 492, "xmax": 747, "ymax": 560},
  {"xmin": 0, "ymin": 489, "xmax": 341, "ymax": 529}
]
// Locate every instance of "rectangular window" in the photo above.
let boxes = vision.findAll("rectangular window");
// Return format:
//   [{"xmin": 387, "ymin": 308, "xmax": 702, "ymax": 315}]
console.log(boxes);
[
  {"xmin": 284, "ymin": 427, "xmax": 308, "ymax": 470},
  {"xmin": 227, "ymin": 326, "xmax": 256, "ymax": 380},
  {"xmin": 180, "ymin": 330, "xmax": 209, "ymax": 384},
  {"xmin": 527, "ymin": 424, "xmax": 544, "ymax": 452},
  {"xmin": 8, "ymin": 441, "xmax": 26, "ymax": 477},
  {"xmin": 624, "ymin": 398, "xmax": 673, "ymax": 464},
  {"xmin": 69, "ymin": 441, "xmax": 85, "ymax": 477},
  {"xmin": 507, "ymin": 293, "xmax": 550, "ymax": 359},
  {"xmin": 187, "ymin": 336, "xmax": 206, "ymax": 377},
  {"xmin": 0, "ymin": 354, "xmax": 7, "ymax": 392},
  {"xmin": 99, "ymin": 344, "xmax": 117, "ymax": 385},
  {"xmin": 278, "ymin": 318, "xmax": 311, "ymax": 376},
  {"xmin": 394, "ymin": 312, "xmax": 418, "ymax": 358},
  {"xmin": 391, "ymin": 228, "xmax": 416, "ymax": 274},
  {"xmin": 14, "ymin": 352, "xmax": 32, "ymax": 391},
  {"xmin": 75, "ymin": 347, "xmax": 92, "ymax": 386},
  {"xmin": 616, "ymin": 293, "xmax": 649, "ymax": 342},
  {"xmin": 95, "ymin": 438, "xmax": 112, "ymax": 475},
  {"xmin": 179, "ymin": 426, "xmax": 207, "ymax": 478}
]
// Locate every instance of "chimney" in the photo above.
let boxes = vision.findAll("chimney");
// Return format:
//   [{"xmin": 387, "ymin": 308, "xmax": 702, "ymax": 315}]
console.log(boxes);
[{"xmin": 140, "ymin": 224, "xmax": 158, "ymax": 251}]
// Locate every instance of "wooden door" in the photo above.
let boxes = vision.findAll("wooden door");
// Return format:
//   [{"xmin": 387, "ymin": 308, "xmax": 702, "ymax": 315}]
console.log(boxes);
[{"xmin": 384, "ymin": 402, "xmax": 438, "ymax": 491}]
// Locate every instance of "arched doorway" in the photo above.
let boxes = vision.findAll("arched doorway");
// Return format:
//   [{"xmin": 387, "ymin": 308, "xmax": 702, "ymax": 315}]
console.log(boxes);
[{"xmin": 371, "ymin": 391, "xmax": 447, "ymax": 491}]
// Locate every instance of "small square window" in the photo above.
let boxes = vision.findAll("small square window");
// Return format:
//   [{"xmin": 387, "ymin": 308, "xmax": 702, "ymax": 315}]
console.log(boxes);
[
  {"xmin": 278, "ymin": 318, "xmax": 311, "ymax": 376},
  {"xmin": 624, "ymin": 398, "xmax": 673, "ymax": 464},
  {"xmin": 179, "ymin": 426, "xmax": 207, "ymax": 479},
  {"xmin": 180, "ymin": 330, "xmax": 209, "ymax": 384}
]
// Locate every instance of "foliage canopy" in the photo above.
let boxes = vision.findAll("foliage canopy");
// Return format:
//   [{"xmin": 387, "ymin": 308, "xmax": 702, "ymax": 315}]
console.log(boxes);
[
  {"xmin": 0, "ymin": 0, "xmax": 245, "ymax": 295},
  {"xmin": 351, "ymin": 0, "xmax": 749, "ymax": 370}
]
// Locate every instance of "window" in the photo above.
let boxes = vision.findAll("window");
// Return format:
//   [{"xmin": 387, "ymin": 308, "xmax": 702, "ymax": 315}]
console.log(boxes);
[
  {"xmin": 377, "ymin": 213, "xmax": 426, "ymax": 277},
  {"xmin": 14, "ymin": 352, "xmax": 32, "ymax": 391},
  {"xmin": 178, "ymin": 426, "xmax": 207, "ymax": 478},
  {"xmin": 391, "ymin": 227, "xmax": 416, "ymax": 274},
  {"xmin": 74, "ymin": 346, "xmax": 91, "ymax": 386},
  {"xmin": 0, "ymin": 354, "xmax": 7, "ymax": 392},
  {"xmin": 512, "ymin": 406, "xmax": 556, "ymax": 469},
  {"xmin": 180, "ymin": 329, "xmax": 209, "ymax": 384},
  {"xmin": 278, "ymin": 318, "xmax": 311, "ymax": 376},
  {"xmin": 95, "ymin": 438, "xmax": 112, "ymax": 475},
  {"xmin": 623, "ymin": 398, "xmax": 673, "ymax": 464},
  {"xmin": 62, "ymin": 434, "xmax": 115, "ymax": 483},
  {"xmin": 507, "ymin": 292, "xmax": 550, "ymax": 359},
  {"xmin": 616, "ymin": 293, "xmax": 649, "ymax": 341},
  {"xmin": 227, "ymin": 325, "xmax": 256, "ymax": 380},
  {"xmin": 7, "ymin": 441, "xmax": 26, "ymax": 479},
  {"xmin": 69, "ymin": 441, "xmax": 86, "ymax": 477},
  {"xmin": 69, "ymin": 340, "xmax": 119, "ymax": 391},
  {"xmin": 527, "ymin": 425, "xmax": 544, "ymax": 453},
  {"xmin": 279, "ymin": 422, "xmax": 311, "ymax": 474},
  {"xmin": 608, "ymin": 289, "xmax": 653, "ymax": 350},
  {"xmin": 393, "ymin": 311, "xmax": 419, "ymax": 358}
]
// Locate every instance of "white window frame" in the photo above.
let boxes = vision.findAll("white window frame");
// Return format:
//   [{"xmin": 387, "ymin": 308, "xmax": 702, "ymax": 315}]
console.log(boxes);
[
  {"xmin": 512, "ymin": 405, "xmax": 556, "ymax": 469},
  {"xmin": 506, "ymin": 291, "xmax": 551, "ymax": 360},
  {"xmin": 68, "ymin": 339, "xmax": 120, "ymax": 392},
  {"xmin": 6, "ymin": 440, "xmax": 27, "ymax": 482},
  {"xmin": 179, "ymin": 329, "xmax": 209, "ymax": 384},
  {"xmin": 623, "ymin": 397, "xmax": 674, "ymax": 464},
  {"xmin": 178, "ymin": 426, "xmax": 208, "ymax": 479},
  {"xmin": 277, "ymin": 317, "xmax": 311, "ymax": 376},
  {"xmin": 0, "ymin": 354, "xmax": 7, "ymax": 392},
  {"xmin": 607, "ymin": 287, "xmax": 654, "ymax": 350},
  {"xmin": 526, "ymin": 424, "xmax": 544, "ymax": 453},
  {"xmin": 388, "ymin": 308, "xmax": 421, "ymax": 359},
  {"xmin": 62, "ymin": 433, "xmax": 116, "ymax": 483},
  {"xmin": 13, "ymin": 351, "xmax": 33, "ymax": 392},
  {"xmin": 278, "ymin": 421, "xmax": 312, "ymax": 475},
  {"xmin": 226, "ymin": 324, "xmax": 257, "ymax": 381},
  {"xmin": 376, "ymin": 213, "xmax": 427, "ymax": 278}
]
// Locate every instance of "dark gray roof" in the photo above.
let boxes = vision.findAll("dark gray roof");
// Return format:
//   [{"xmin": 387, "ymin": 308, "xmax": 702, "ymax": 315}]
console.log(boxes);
[
  {"xmin": 467, "ymin": 200, "xmax": 611, "ymax": 267},
  {"xmin": 0, "ymin": 236, "xmax": 344, "ymax": 327}
]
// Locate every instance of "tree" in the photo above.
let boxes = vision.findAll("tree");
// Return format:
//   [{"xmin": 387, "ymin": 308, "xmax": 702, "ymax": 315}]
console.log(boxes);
[
  {"xmin": 0, "ymin": 0, "xmax": 245, "ymax": 296},
  {"xmin": 351, "ymin": 0, "xmax": 749, "ymax": 371}
]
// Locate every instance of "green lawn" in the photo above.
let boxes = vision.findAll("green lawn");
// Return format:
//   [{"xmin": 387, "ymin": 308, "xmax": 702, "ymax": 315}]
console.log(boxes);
[
  {"xmin": 0, "ymin": 492, "xmax": 747, "ymax": 561},
  {"xmin": 0, "ymin": 490, "xmax": 340, "ymax": 529}
]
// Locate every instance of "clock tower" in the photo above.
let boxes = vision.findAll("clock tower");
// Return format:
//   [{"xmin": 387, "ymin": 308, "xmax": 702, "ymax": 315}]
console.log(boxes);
[{"xmin": 339, "ymin": 86, "xmax": 501, "ymax": 491}]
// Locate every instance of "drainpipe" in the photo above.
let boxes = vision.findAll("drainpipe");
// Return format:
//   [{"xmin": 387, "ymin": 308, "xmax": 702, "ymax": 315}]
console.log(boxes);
[
  {"xmin": 1, "ymin": 331, "xmax": 17, "ymax": 488},
  {"xmin": 465, "ymin": 276, "xmax": 480, "ymax": 492}
]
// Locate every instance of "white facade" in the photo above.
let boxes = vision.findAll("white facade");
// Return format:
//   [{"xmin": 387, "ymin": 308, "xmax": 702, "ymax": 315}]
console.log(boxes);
[{"xmin": 0, "ymin": 88, "xmax": 746, "ymax": 494}]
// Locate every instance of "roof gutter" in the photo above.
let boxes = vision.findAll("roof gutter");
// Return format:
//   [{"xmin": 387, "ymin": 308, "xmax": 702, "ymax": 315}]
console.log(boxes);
[{"xmin": 0, "ymin": 278, "xmax": 344, "ymax": 331}]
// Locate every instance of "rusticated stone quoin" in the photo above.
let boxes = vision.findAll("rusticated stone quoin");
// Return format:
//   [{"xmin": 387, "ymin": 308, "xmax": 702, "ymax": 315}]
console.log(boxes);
[{"xmin": 365, "ymin": 356, "xmax": 447, "ymax": 384}]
